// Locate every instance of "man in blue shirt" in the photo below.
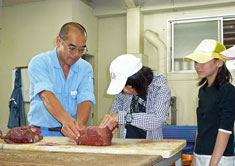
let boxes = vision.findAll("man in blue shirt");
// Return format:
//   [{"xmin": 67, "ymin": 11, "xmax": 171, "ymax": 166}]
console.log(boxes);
[{"xmin": 27, "ymin": 22, "xmax": 95, "ymax": 140}]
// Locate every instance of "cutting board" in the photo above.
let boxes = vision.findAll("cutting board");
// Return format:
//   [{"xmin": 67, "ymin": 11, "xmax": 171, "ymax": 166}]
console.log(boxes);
[
  {"xmin": 0, "ymin": 150, "xmax": 163, "ymax": 166},
  {"xmin": 0, "ymin": 137, "xmax": 186, "ymax": 158}
]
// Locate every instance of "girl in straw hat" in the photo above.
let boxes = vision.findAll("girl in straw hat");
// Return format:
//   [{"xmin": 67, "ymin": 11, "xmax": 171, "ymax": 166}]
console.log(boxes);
[{"xmin": 184, "ymin": 39, "xmax": 235, "ymax": 166}]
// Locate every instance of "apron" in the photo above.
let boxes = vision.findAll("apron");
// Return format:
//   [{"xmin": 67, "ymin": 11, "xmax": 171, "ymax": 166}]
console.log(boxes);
[{"xmin": 194, "ymin": 153, "xmax": 235, "ymax": 166}]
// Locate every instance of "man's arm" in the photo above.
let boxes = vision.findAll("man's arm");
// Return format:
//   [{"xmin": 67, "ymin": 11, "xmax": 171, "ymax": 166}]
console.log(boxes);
[
  {"xmin": 76, "ymin": 101, "xmax": 92, "ymax": 127},
  {"xmin": 39, "ymin": 91, "xmax": 80, "ymax": 139}
]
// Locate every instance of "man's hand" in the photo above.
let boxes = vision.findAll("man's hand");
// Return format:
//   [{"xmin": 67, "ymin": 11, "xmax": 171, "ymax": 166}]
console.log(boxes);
[
  {"xmin": 39, "ymin": 91, "xmax": 89, "ymax": 140},
  {"xmin": 99, "ymin": 114, "xmax": 118, "ymax": 132},
  {"xmin": 61, "ymin": 117, "xmax": 86, "ymax": 140}
]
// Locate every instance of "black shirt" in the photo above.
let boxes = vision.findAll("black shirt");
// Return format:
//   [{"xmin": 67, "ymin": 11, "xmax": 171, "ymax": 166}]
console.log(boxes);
[{"xmin": 195, "ymin": 83, "xmax": 235, "ymax": 156}]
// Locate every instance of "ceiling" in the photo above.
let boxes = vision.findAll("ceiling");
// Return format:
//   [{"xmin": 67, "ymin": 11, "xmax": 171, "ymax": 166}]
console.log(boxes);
[
  {"xmin": 0, "ymin": 0, "xmax": 135, "ymax": 8},
  {"xmin": 1, "ymin": 0, "xmax": 234, "ymax": 16},
  {"xmin": 0, "ymin": 0, "xmax": 164, "ymax": 16},
  {"xmin": 1, "ymin": 0, "xmax": 45, "ymax": 7},
  {"xmin": 0, "ymin": 0, "xmax": 208, "ymax": 8}
]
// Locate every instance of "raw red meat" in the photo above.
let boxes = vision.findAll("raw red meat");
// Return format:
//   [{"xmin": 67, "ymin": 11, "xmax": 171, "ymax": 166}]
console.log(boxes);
[
  {"xmin": 75, "ymin": 126, "xmax": 113, "ymax": 146},
  {"xmin": 4, "ymin": 126, "xmax": 43, "ymax": 144}
]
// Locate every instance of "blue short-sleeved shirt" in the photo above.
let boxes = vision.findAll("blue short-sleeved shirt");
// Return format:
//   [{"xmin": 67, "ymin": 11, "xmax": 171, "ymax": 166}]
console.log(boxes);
[{"xmin": 27, "ymin": 48, "xmax": 95, "ymax": 127}]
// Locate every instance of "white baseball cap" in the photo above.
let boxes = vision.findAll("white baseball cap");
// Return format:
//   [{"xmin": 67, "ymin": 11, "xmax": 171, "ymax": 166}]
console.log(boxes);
[
  {"xmin": 107, "ymin": 54, "xmax": 143, "ymax": 95},
  {"xmin": 220, "ymin": 45, "xmax": 235, "ymax": 60}
]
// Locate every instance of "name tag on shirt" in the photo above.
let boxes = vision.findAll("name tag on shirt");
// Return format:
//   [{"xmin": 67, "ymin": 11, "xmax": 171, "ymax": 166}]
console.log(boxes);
[
  {"xmin": 89, "ymin": 76, "xmax": 93, "ymax": 82},
  {"xmin": 71, "ymin": 90, "xmax": 77, "ymax": 96}
]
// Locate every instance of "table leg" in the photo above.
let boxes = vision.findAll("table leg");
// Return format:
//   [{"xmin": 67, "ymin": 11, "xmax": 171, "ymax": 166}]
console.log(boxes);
[
  {"xmin": 175, "ymin": 157, "xmax": 182, "ymax": 166},
  {"xmin": 153, "ymin": 150, "xmax": 182, "ymax": 166}
]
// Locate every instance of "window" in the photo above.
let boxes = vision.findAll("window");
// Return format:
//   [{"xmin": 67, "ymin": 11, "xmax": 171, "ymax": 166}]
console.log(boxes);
[{"xmin": 168, "ymin": 16, "xmax": 235, "ymax": 72}]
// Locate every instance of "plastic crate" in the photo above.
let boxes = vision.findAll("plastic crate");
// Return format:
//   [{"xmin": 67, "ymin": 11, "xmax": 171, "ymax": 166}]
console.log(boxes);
[
  {"xmin": 170, "ymin": 154, "xmax": 193, "ymax": 166},
  {"xmin": 162, "ymin": 125, "xmax": 197, "ymax": 155}
]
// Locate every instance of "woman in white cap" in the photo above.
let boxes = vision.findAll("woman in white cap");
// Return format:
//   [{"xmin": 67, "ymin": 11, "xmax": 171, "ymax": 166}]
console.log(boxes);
[
  {"xmin": 99, "ymin": 54, "xmax": 171, "ymax": 140},
  {"xmin": 184, "ymin": 39, "xmax": 235, "ymax": 166}
]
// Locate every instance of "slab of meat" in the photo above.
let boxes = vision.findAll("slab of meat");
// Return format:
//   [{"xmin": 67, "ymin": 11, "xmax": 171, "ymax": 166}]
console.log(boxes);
[
  {"xmin": 75, "ymin": 126, "xmax": 113, "ymax": 146},
  {"xmin": 4, "ymin": 126, "xmax": 43, "ymax": 144}
]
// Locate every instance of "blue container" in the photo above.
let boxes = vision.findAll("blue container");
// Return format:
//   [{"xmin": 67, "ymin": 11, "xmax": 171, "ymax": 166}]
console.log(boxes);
[{"xmin": 162, "ymin": 125, "xmax": 197, "ymax": 155}]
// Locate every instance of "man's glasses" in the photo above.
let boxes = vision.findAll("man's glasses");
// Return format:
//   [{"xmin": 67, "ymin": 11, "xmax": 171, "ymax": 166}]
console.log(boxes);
[{"xmin": 60, "ymin": 36, "xmax": 88, "ymax": 55}]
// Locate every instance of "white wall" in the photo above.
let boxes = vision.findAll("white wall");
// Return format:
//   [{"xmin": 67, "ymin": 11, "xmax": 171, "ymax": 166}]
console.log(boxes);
[
  {"xmin": 96, "ymin": 16, "xmax": 127, "ymax": 127},
  {"xmin": 72, "ymin": 0, "xmax": 98, "ymax": 56}
]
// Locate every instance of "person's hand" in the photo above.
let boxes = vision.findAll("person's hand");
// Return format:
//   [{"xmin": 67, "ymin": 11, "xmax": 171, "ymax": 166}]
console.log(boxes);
[
  {"xmin": 111, "ymin": 125, "xmax": 119, "ymax": 134},
  {"xmin": 191, "ymin": 155, "xmax": 196, "ymax": 166},
  {"xmin": 209, "ymin": 160, "xmax": 219, "ymax": 166},
  {"xmin": 61, "ymin": 117, "xmax": 85, "ymax": 140},
  {"xmin": 99, "ymin": 114, "xmax": 118, "ymax": 131}
]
